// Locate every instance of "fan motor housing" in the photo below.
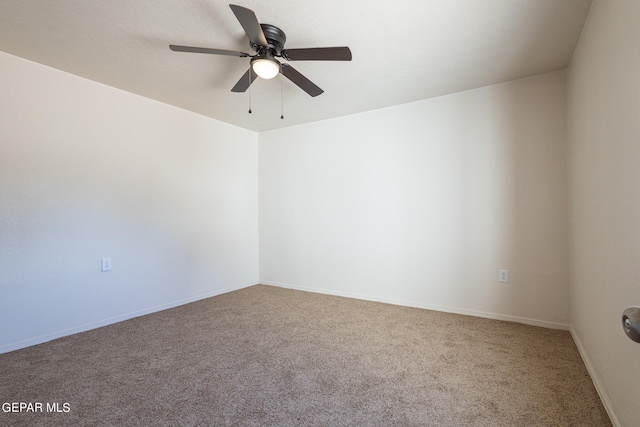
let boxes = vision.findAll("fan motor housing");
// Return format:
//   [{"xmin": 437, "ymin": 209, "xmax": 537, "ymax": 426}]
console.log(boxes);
[{"xmin": 259, "ymin": 23, "xmax": 286, "ymax": 55}]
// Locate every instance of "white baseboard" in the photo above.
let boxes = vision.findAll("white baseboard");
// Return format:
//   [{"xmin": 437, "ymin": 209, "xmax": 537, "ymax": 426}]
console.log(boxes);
[
  {"xmin": 260, "ymin": 280, "xmax": 570, "ymax": 331},
  {"xmin": 0, "ymin": 281, "xmax": 257, "ymax": 354},
  {"xmin": 570, "ymin": 327, "xmax": 620, "ymax": 427}
]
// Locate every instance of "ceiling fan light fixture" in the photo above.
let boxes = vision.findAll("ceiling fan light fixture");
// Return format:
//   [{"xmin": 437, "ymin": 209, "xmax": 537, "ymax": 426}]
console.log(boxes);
[
  {"xmin": 170, "ymin": 5, "xmax": 351, "ymax": 97},
  {"xmin": 251, "ymin": 56, "xmax": 280, "ymax": 79}
]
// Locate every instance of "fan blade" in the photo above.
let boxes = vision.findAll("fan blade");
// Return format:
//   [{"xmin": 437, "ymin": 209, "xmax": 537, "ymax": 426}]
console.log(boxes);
[
  {"xmin": 281, "ymin": 64, "xmax": 323, "ymax": 97},
  {"xmin": 282, "ymin": 47, "xmax": 352, "ymax": 61},
  {"xmin": 229, "ymin": 4, "xmax": 268, "ymax": 48},
  {"xmin": 231, "ymin": 68, "xmax": 258, "ymax": 93},
  {"xmin": 170, "ymin": 45, "xmax": 250, "ymax": 57}
]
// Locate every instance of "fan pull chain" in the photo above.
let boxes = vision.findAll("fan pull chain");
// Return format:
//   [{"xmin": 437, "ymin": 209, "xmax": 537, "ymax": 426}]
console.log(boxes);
[
  {"xmin": 248, "ymin": 67, "xmax": 252, "ymax": 114},
  {"xmin": 280, "ymin": 76, "xmax": 284, "ymax": 120}
]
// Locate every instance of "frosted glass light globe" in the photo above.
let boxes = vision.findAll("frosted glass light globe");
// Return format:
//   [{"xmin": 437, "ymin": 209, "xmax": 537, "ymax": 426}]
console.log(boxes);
[{"xmin": 252, "ymin": 58, "xmax": 280, "ymax": 79}]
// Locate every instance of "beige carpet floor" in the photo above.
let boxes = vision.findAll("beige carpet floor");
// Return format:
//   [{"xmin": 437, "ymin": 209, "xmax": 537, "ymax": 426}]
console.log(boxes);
[{"xmin": 1, "ymin": 284, "xmax": 611, "ymax": 426}]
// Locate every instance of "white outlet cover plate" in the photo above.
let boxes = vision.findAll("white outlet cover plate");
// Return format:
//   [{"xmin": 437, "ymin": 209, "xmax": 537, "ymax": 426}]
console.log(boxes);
[{"xmin": 499, "ymin": 269, "xmax": 509, "ymax": 283}]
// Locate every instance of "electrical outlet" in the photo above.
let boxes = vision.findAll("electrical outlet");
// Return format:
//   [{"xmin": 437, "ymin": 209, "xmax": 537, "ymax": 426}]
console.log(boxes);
[
  {"xmin": 101, "ymin": 257, "xmax": 112, "ymax": 272},
  {"xmin": 499, "ymin": 269, "xmax": 509, "ymax": 283}
]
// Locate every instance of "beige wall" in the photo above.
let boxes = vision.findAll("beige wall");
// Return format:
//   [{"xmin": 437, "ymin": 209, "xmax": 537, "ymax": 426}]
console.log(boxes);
[
  {"xmin": 568, "ymin": 0, "xmax": 640, "ymax": 425},
  {"xmin": 260, "ymin": 71, "xmax": 570, "ymax": 328},
  {"xmin": 0, "ymin": 52, "xmax": 259, "ymax": 352}
]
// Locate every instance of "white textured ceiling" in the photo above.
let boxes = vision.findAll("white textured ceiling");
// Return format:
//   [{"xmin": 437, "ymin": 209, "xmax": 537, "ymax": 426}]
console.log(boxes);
[{"xmin": 0, "ymin": 0, "xmax": 592, "ymax": 132}]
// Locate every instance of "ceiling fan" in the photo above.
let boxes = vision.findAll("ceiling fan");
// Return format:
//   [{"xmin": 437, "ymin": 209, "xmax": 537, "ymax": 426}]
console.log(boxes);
[{"xmin": 170, "ymin": 4, "xmax": 352, "ymax": 97}]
